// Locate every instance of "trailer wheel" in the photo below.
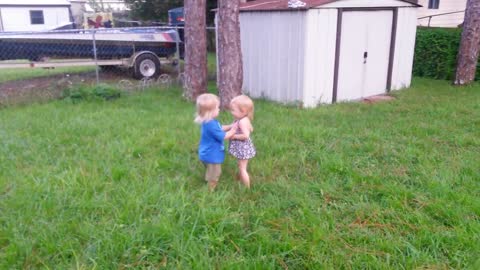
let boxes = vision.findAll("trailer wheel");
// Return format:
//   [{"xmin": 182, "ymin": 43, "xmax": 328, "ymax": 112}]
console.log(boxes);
[{"xmin": 133, "ymin": 54, "xmax": 161, "ymax": 79}]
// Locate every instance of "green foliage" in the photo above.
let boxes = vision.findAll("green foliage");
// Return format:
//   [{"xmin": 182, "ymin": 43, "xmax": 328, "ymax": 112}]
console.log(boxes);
[
  {"xmin": 0, "ymin": 80, "xmax": 479, "ymax": 268},
  {"xmin": 124, "ymin": 0, "xmax": 222, "ymax": 25},
  {"xmin": 124, "ymin": 0, "xmax": 182, "ymax": 22},
  {"xmin": 62, "ymin": 83, "xmax": 121, "ymax": 102},
  {"xmin": 413, "ymin": 27, "xmax": 480, "ymax": 81}
]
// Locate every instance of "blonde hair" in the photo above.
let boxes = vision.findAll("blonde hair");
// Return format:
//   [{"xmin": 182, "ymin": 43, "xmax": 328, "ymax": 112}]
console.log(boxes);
[
  {"xmin": 230, "ymin": 95, "xmax": 254, "ymax": 120},
  {"xmin": 195, "ymin": 93, "xmax": 220, "ymax": 124}
]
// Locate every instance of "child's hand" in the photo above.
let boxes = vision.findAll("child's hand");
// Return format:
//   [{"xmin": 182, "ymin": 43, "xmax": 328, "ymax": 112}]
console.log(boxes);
[
  {"xmin": 222, "ymin": 124, "xmax": 233, "ymax": 131},
  {"xmin": 225, "ymin": 123, "xmax": 238, "ymax": 140}
]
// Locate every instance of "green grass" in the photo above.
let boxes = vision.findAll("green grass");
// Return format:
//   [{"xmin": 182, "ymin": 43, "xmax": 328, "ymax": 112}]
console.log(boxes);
[
  {"xmin": 0, "ymin": 66, "xmax": 95, "ymax": 83},
  {"xmin": 0, "ymin": 53, "xmax": 215, "ymax": 84},
  {"xmin": 0, "ymin": 78, "xmax": 479, "ymax": 269}
]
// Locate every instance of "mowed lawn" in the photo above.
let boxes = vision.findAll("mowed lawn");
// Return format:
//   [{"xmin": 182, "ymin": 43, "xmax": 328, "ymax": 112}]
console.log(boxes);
[
  {"xmin": 0, "ymin": 78, "xmax": 479, "ymax": 269},
  {"xmin": 0, "ymin": 66, "xmax": 95, "ymax": 83}
]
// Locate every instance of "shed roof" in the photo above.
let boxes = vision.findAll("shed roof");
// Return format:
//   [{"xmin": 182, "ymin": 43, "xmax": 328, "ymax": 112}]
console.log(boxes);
[
  {"xmin": 0, "ymin": 0, "xmax": 70, "ymax": 6},
  {"xmin": 240, "ymin": 0, "xmax": 420, "ymax": 11}
]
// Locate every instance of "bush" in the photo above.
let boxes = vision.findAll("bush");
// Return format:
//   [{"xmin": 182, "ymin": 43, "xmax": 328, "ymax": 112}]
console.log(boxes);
[
  {"xmin": 413, "ymin": 27, "xmax": 480, "ymax": 81},
  {"xmin": 63, "ymin": 84, "xmax": 121, "ymax": 102}
]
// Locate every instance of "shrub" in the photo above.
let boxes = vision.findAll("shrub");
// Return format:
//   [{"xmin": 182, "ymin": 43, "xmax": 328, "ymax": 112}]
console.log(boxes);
[
  {"xmin": 63, "ymin": 84, "xmax": 121, "ymax": 102},
  {"xmin": 413, "ymin": 27, "xmax": 480, "ymax": 81}
]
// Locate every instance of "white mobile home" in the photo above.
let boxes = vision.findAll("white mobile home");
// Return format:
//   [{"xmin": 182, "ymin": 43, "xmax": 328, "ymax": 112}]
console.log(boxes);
[
  {"xmin": 0, "ymin": 0, "xmax": 72, "ymax": 32},
  {"xmin": 238, "ymin": 0, "xmax": 420, "ymax": 107},
  {"xmin": 417, "ymin": 0, "xmax": 467, "ymax": 28}
]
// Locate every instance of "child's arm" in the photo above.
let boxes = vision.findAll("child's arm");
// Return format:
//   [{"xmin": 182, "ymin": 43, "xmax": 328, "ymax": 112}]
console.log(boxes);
[
  {"xmin": 222, "ymin": 124, "xmax": 233, "ymax": 131},
  {"xmin": 211, "ymin": 121, "xmax": 237, "ymax": 141},
  {"xmin": 224, "ymin": 123, "xmax": 238, "ymax": 140},
  {"xmin": 231, "ymin": 118, "xmax": 251, "ymax": 141}
]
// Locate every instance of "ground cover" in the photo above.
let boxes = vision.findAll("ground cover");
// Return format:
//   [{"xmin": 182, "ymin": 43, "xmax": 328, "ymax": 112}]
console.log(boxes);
[{"xmin": 0, "ymin": 78, "xmax": 478, "ymax": 269}]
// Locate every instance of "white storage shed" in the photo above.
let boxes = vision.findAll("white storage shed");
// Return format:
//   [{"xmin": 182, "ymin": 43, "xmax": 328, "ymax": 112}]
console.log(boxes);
[
  {"xmin": 239, "ymin": 0, "xmax": 420, "ymax": 107},
  {"xmin": 0, "ymin": 0, "xmax": 72, "ymax": 32}
]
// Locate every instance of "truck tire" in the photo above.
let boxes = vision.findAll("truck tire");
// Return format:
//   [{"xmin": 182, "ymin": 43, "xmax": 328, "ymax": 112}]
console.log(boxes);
[{"xmin": 133, "ymin": 53, "xmax": 161, "ymax": 79}]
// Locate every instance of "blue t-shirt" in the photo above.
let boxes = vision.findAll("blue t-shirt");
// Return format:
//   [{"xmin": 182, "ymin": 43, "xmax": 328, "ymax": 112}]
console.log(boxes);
[{"xmin": 198, "ymin": 119, "xmax": 226, "ymax": 164}]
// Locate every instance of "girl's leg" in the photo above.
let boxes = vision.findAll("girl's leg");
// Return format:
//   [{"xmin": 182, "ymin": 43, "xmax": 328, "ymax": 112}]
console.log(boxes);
[{"xmin": 237, "ymin": 159, "xmax": 250, "ymax": 188}]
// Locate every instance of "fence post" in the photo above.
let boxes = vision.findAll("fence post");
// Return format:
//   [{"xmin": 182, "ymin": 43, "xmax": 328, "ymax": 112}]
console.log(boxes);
[
  {"xmin": 92, "ymin": 30, "xmax": 100, "ymax": 84},
  {"xmin": 175, "ymin": 26, "xmax": 181, "ymax": 77}
]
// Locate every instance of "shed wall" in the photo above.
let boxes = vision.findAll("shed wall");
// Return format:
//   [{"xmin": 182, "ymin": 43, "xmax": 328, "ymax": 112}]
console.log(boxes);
[
  {"xmin": 0, "ymin": 7, "xmax": 70, "ymax": 31},
  {"xmin": 391, "ymin": 7, "xmax": 417, "ymax": 90},
  {"xmin": 303, "ymin": 8, "xmax": 337, "ymax": 107},
  {"xmin": 240, "ymin": 11, "xmax": 306, "ymax": 104},
  {"xmin": 321, "ymin": 0, "xmax": 416, "ymax": 8}
]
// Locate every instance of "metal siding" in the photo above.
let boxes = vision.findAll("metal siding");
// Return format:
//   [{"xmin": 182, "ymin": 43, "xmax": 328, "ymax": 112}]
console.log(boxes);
[
  {"xmin": 1, "ymin": 7, "xmax": 70, "ymax": 31},
  {"xmin": 417, "ymin": 0, "xmax": 467, "ymax": 28},
  {"xmin": 0, "ymin": 0, "xmax": 70, "ymax": 5},
  {"xmin": 303, "ymin": 9, "xmax": 337, "ymax": 106},
  {"xmin": 391, "ymin": 7, "xmax": 417, "ymax": 90},
  {"xmin": 240, "ymin": 12, "xmax": 306, "ymax": 104},
  {"xmin": 0, "ymin": 9, "xmax": 3, "ymax": 31},
  {"xmin": 321, "ymin": 0, "xmax": 417, "ymax": 8}
]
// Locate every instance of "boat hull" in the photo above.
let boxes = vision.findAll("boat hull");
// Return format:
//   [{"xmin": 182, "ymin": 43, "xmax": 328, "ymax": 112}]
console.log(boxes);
[{"xmin": 0, "ymin": 29, "xmax": 180, "ymax": 61}]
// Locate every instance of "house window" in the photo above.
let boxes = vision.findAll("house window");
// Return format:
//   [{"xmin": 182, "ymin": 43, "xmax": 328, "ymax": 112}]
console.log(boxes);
[
  {"xmin": 428, "ymin": 0, "xmax": 440, "ymax": 9},
  {"xmin": 30, "ymin": 10, "xmax": 44, "ymax": 25}
]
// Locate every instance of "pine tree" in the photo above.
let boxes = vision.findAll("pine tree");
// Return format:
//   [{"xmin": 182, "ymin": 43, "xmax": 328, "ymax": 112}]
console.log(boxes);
[
  {"xmin": 217, "ymin": 0, "xmax": 243, "ymax": 108},
  {"xmin": 183, "ymin": 0, "xmax": 208, "ymax": 100},
  {"xmin": 454, "ymin": 0, "xmax": 480, "ymax": 85}
]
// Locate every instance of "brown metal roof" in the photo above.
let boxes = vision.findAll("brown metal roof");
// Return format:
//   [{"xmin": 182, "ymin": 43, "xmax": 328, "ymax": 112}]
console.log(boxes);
[{"xmin": 239, "ymin": 0, "xmax": 420, "ymax": 12}]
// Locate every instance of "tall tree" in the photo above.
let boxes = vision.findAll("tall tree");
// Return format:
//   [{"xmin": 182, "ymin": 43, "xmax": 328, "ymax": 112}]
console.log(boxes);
[
  {"xmin": 183, "ymin": 0, "xmax": 208, "ymax": 100},
  {"xmin": 454, "ymin": 0, "xmax": 480, "ymax": 85},
  {"xmin": 217, "ymin": 0, "xmax": 243, "ymax": 108}
]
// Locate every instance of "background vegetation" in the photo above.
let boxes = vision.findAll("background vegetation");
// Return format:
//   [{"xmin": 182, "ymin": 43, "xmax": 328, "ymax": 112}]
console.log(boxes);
[
  {"xmin": 124, "ymin": 0, "xmax": 216, "ymax": 25},
  {"xmin": 413, "ymin": 27, "xmax": 480, "ymax": 81}
]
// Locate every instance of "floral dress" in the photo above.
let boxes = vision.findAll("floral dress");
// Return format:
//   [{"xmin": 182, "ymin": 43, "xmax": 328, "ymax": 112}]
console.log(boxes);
[{"xmin": 228, "ymin": 119, "xmax": 256, "ymax": 160}]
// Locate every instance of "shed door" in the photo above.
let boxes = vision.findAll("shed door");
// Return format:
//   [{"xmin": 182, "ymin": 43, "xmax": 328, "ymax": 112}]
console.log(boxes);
[{"xmin": 336, "ymin": 10, "xmax": 393, "ymax": 101}]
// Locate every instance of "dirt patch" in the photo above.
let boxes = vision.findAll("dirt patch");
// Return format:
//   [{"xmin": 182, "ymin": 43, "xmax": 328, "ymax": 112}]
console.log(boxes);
[
  {"xmin": 362, "ymin": 94, "xmax": 396, "ymax": 104},
  {"xmin": 0, "ymin": 66, "xmax": 186, "ymax": 107},
  {"xmin": 0, "ymin": 70, "xmax": 132, "ymax": 106}
]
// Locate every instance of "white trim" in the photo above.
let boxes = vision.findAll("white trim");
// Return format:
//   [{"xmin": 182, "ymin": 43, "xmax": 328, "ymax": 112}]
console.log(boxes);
[
  {"xmin": 320, "ymin": 0, "xmax": 417, "ymax": 8},
  {"xmin": 0, "ymin": 0, "xmax": 70, "ymax": 6},
  {"xmin": 0, "ymin": 8, "xmax": 3, "ymax": 31}
]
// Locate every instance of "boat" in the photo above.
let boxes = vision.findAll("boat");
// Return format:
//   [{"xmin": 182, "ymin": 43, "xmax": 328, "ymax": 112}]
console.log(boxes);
[
  {"xmin": 0, "ymin": 27, "xmax": 181, "ymax": 61},
  {"xmin": 0, "ymin": 27, "xmax": 183, "ymax": 78}
]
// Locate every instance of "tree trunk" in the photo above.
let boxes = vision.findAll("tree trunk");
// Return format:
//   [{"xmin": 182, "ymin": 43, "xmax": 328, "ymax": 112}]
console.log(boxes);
[
  {"xmin": 217, "ymin": 0, "xmax": 243, "ymax": 109},
  {"xmin": 184, "ymin": 0, "xmax": 208, "ymax": 101},
  {"xmin": 454, "ymin": 0, "xmax": 480, "ymax": 85}
]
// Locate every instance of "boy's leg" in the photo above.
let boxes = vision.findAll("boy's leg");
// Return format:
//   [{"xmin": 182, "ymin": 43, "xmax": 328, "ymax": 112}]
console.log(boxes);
[{"xmin": 205, "ymin": 163, "xmax": 222, "ymax": 191}]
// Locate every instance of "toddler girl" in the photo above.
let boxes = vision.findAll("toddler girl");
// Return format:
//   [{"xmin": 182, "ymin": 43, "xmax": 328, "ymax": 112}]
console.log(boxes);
[{"xmin": 228, "ymin": 95, "xmax": 256, "ymax": 188}]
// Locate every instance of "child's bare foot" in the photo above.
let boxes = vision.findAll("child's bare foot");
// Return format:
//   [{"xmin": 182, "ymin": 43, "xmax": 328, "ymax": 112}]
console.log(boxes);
[
  {"xmin": 208, "ymin": 181, "xmax": 218, "ymax": 192},
  {"xmin": 241, "ymin": 179, "xmax": 250, "ymax": 189}
]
